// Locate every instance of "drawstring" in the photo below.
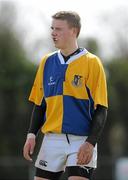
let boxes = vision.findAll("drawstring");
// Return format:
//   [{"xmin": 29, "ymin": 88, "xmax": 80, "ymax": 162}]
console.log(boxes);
[{"xmin": 66, "ymin": 134, "xmax": 70, "ymax": 144}]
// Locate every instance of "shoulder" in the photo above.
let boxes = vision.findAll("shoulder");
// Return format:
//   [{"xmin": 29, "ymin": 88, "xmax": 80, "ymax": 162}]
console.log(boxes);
[
  {"xmin": 86, "ymin": 52, "xmax": 101, "ymax": 63},
  {"xmin": 85, "ymin": 52, "xmax": 104, "ymax": 68},
  {"xmin": 39, "ymin": 51, "xmax": 58, "ymax": 66}
]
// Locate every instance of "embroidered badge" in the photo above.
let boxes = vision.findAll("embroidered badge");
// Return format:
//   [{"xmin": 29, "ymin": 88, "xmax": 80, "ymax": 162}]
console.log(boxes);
[{"xmin": 72, "ymin": 75, "xmax": 83, "ymax": 87}]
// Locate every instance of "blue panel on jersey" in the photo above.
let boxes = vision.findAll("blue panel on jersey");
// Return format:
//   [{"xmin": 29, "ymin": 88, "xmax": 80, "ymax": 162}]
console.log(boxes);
[
  {"xmin": 43, "ymin": 53, "xmax": 68, "ymax": 97},
  {"xmin": 62, "ymin": 95, "xmax": 92, "ymax": 136}
]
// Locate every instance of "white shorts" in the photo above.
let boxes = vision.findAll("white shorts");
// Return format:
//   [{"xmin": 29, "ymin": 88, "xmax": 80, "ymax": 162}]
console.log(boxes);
[{"xmin": 35, "ymin": 133, "xmax": 97, "ymax": 172}]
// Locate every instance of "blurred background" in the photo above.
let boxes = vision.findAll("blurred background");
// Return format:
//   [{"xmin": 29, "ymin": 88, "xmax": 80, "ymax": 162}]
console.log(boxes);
[{"xmin": 0, "ymin": 0, "xmax": 128, "ymax": 179}]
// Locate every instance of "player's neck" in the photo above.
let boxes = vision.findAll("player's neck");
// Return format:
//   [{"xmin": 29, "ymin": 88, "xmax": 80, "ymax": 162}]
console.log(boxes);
[{"xmin": 60, "ymin": 42, "xmax": 78, "ymax": 57}]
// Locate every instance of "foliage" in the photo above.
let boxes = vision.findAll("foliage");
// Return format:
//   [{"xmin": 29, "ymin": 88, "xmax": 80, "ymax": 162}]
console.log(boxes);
[
  {"xmin": 0, "ymin": 4, "xmax": 37, "ymax": 156},
  {"xmin": 106, "ymin": 59, "xmax": 128, "ymax": 156},
  {"xmin": 0, "ymin": 2, "xmax": 128, "ymax": 180}
]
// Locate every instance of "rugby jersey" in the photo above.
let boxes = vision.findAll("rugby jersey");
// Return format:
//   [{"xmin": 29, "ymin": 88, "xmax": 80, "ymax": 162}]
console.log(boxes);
[{"xmin": 29, "ymin": 48, "xmax": 108, "ymax": 136}]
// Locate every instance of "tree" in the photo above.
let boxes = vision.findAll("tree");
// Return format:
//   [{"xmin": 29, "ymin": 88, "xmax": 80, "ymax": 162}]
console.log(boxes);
[
  {"xmin": 107, "ymin": 59, "xmax": 128, "ymax": 157},
  {"xmin": 0, "ymin": 1, "xmax": 36, "ymax": 156}
]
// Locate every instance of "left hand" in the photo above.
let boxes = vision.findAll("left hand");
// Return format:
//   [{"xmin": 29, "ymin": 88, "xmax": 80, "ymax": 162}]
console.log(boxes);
[{"xmin": 77, "ymin": 141, "xmax": 94, "ymax": 165}]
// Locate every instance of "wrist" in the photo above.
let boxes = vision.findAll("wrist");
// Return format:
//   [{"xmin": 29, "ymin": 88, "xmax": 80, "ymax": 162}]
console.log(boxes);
[
  {"xmin": 86, "ymin": 137, "xmax": 96, "ymax": 147},
  {"xmin": 27, "ymin": 133, "xmax": 36, "ymax": 139}
]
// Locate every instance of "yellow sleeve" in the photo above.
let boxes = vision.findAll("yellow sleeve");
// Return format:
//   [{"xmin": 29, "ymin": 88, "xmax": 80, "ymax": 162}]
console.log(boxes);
[
  {"xmin": 28, "ymin": 56, "xmax": 47, "ymax": 105},
  {"xmin": 86, "ymin": 55, "xmax": 108, "ymax": 108}
]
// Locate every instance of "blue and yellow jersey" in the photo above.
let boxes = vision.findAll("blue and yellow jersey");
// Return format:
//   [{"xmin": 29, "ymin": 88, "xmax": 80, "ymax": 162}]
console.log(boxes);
[{"xmin": 29, "ymin": 49, "xmax": 108, "ymax": 136}]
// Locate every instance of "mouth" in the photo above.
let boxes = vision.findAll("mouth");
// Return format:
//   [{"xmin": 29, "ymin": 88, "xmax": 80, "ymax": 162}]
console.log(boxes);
[{"xmin": 53, "ymin": 38, "xmax": 58, "ymax": 43}]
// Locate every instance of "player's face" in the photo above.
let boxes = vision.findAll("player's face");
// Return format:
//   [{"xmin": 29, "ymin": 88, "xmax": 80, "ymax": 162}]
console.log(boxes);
[{"xmin": 51, "ymin": 19, "xmax": 76, "ymax": 50}]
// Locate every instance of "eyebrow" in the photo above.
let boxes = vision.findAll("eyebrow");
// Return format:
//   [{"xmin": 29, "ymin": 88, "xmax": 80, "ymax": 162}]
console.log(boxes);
[{"xmin": 51, "ymin": 26, "xmax": 62, "ymax": 30}]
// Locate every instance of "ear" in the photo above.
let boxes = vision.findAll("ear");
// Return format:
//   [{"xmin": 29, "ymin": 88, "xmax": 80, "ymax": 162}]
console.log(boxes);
[{"xmin": 72, "ymin": 27, "xmax": 78, "ymax": 37}]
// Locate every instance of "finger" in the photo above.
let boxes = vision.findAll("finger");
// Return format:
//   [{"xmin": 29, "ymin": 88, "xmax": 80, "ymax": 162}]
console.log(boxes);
[
  {"xmin": 25, "ymin": 151, "xmax": 33, "ymax": 161},
  {"xmin": 77, "ymin": 152, "xmax": 85, "ymax": 165},
  {"xmin": 83, "ymin": 156, "xmax": 89, "ymax": 164},
  {"xmin": 86, "ymin": 153, "xmax": 92, "ymax": 164},
  {"xmin": 83, "ymin": 153, "xmax": 92, "ymax": 164},
  {"xmin": 23, "ymin": 144, "xmax": 33, "ymax": 162},
  {"xmin": 77, "ymin": 147, "xmax": 83, "ymax": 159},
  {"xmin": 79, "ymin": 155, "xmax": 88, "ymax": 165},
  {"xmin": 30, "ymin": 143, "xmax": 35, "ymax": 155},
  {"xmin": 78, "ymin": 152, "xmax": 91, "ymax": 165}
]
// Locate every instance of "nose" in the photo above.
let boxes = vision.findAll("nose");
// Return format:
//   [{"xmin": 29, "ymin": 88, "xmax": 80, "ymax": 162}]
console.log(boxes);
[{"xmin": 51, "ymin": 28, "xmax": 57, "ymax": 37}]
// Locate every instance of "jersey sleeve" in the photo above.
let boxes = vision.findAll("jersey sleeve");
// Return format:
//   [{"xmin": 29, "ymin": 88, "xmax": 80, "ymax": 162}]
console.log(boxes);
[
  {"xmin": 86, "ymin": 55, "xmax": 108, "ymax": 108},
  {"xmin": 28, "ymin": 56, "xmax": 47, "ymax": 105}
]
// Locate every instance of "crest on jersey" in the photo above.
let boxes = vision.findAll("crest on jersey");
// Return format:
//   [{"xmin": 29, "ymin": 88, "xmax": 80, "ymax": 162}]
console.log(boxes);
[{"xmin": 72, "ymin": 75, "xmax": 83, "ymax": 87}]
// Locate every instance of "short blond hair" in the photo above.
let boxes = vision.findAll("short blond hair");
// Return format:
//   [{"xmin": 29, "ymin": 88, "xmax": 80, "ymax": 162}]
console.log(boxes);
[{"xmin": 52, "ymin": 11, "xmax": 81, "ymax": 37}]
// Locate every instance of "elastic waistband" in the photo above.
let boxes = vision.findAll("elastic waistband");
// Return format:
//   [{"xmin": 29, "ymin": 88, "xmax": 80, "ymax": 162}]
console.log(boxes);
[{"xmin": 44, "ymin": 133, "xmax": 87, "ymax": 141}]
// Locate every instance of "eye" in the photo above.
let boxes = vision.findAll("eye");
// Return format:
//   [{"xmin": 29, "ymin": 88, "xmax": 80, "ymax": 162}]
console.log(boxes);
[
  {"xmin": 56, "ymin": 28, "xmax": 61, "ymax": 31},
  {"xmin": 50, "ymin": 27, "xmax": 62, "ymax": 32}
]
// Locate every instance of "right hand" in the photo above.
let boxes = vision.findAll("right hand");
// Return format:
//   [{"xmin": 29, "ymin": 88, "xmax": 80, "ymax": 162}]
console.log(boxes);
[
  {"xmin": 23, "ymin": 136, "xmax": 36, "ymax": 162},
  {"xmin": 77, "ymin": 141, "xmax": 94, "ymax": 165}
]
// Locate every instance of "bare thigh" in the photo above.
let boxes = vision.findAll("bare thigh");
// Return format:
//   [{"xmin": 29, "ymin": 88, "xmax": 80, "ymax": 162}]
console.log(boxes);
[
  {"xmin": 35, "ymin": 175, "xmax": 88, "ymax": 180},
  {"xmin": 68, "ymin": 176, "xmax": 89, "ymax": 180},
  {"xmin": 34, "ymin": 176, "xmax": 49, "ymax": 180}
]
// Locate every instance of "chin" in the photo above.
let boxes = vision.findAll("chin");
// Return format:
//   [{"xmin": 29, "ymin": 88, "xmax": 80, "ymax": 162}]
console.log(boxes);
[{"xmin": 54, "ymin": 44, "xmax": 61, "ymax": 49}]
